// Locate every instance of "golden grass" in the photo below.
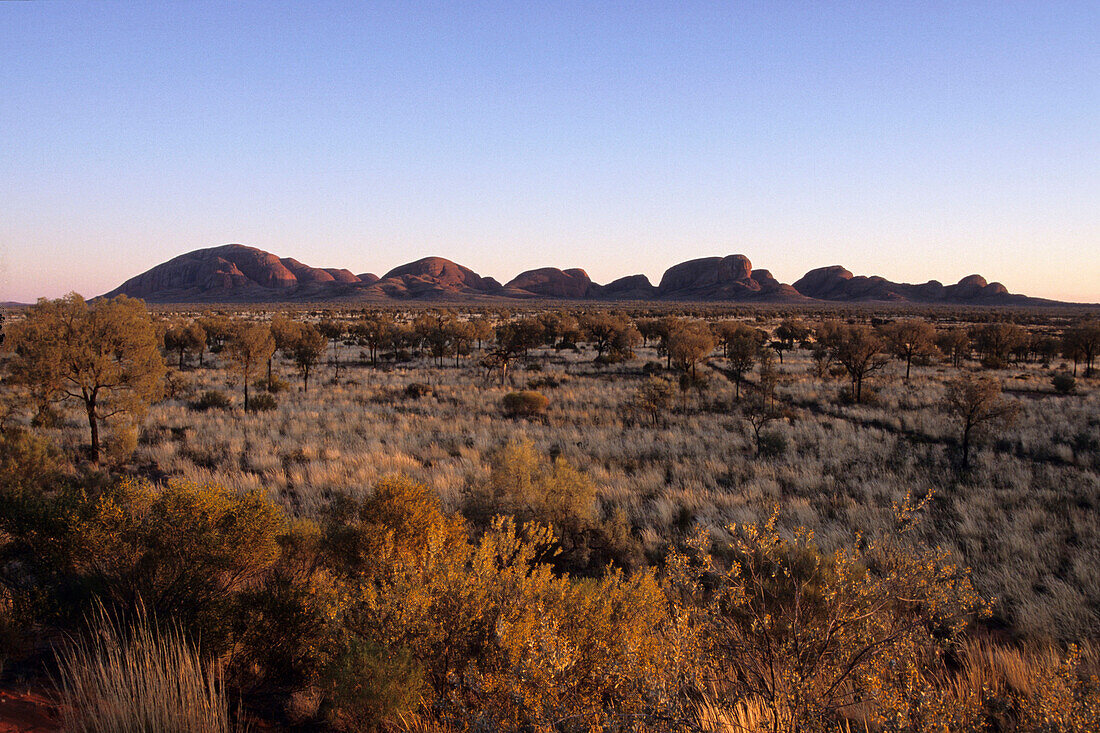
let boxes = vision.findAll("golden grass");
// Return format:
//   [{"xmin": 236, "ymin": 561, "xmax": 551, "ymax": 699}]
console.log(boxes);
[{"xmin": 54, "ymin": 607, "xmax": 232, "ymax": 733}]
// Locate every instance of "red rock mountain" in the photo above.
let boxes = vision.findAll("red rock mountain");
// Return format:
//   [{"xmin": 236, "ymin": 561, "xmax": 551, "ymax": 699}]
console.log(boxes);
[
  {"xmin": 504, "ymin": 268, "xmax": 594, "ymax": 298},
  {"xmin": 657, "ymin": 255, "xmax": 807, "ymax": 301},
  {"xmin": 102, "ymin": 244, "xmax": 365, "ymax": 302},
  {"xmin": 101, "ymin": 243, "xmax": 1065, "ymax": 305},
  {"xmin": 793, "ymin": 266, "xmax": 1019, "ymax": 304}
]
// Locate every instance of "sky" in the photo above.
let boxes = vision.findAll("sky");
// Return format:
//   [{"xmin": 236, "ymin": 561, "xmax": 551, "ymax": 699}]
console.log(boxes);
[{"xmin": 1, "ymin": 1, "xmax": 1097, "ymax": 303}]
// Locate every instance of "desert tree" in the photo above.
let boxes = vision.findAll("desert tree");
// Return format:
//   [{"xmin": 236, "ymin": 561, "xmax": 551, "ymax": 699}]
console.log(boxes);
[
  {"xmin": 882, "ymin": 318, "xmax": 938, "ymax": 380},
  {"xmin": 1062, "ymin": 321, "xmax": 1100, "ymax": 376},
  {"xmin": 630, "ymin": 376, "xmax": 676, "ymax": 426},
  {"xmin": 267, "ymin": 314, "xmax": 303, "ymax": 384},
  {"xmin": 317, "ymin": 318, "xmax": 347, "ymax": 380},
  {"xmin": 654, "ymin": 316, "xmax": 685, "ymax": 369},
  {"xmin": 579, "ymin": 311, "xmax": 638, "ymax": 362},
  {"xmin": 7, "ymin": 293, "xmax": 165, "ymax": 463},
  {"xmin": 713, "ymin": 321, "xmax": 764, "ymax": 399},
  {"xmin": 970, "ymin": 322, "xmax": 1027, "ymax": 367},
  {"xmin": 936, "ymin": 327, "xmax": 971, "ymax": 369},
  {"xmin": 163, "ymin": 320, "xmax": 207, "ymax": 370},
  {"xmin": 414, "ymin": 310, "xmax": 457, "ymax": 367},
  {"xmin": 666, "ymin": 319, "xmax": 715, "ymax": 378},
  {"xmin": 287, "ymin": 323, "xmax": 326, "ymax": 392},
  {"xmin": 941, "ymin": 373, "xmax": 1019, "ymax": 467},
  {"xmin": 469, "ymin": 315, "xmax": 494, "ymax": 353},
  {"xmin": 226, "ymin": 324, "xmax": 275, "ymax": 411},
  {"xmin": 356, "ymin": 311, "xmax": 396, "ymax": 366},
  {"xmin": 196, "ymin": 315, "xmax": 233, "ymax": 363},
  {"xmin": 740, "ymin": 387, "xmax": 784, "ymax": 456},
  {"xmin": 495, "ymin": 318, "xmax": 543, "ymax": 361},
  {"xmin": 634, "ymin": 318, "xmax": 661, "ymax": 348},
  {"xmin": 449, "ymin": 319, "xmax": 477, "ymax": 366},
  {"xmin": 827, "ymin": 324, "xmax": 888, "ymax": 403},
  {"xmin": 774, "ymin": 318, "xmax": 810, "ymax": 349}
]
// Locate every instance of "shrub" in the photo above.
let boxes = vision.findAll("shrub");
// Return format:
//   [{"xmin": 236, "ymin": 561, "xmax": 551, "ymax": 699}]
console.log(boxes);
[
  {"xmin": 642, "ymin": 360, "xmax": 664, "ymax": 376},
  {"xmin": 55, "ymin": 607, "xmax": 230, "ymax": 733},
  {"xmin": 255, "ymin": 375, "xmax": 291, "ymax": 394},
  {"xmin": 756, "ymin": 431, "xmax": 788, "ymax": 458},
  {"xmin": 404, "ymin": 382, "xmax": 431, "ymax": 398},
  {"xmin": 669, "ymin": 507, "xmax": 988, "ymax": 730},
  {"xmin": 1052, "ymin": 372, "xmax": 1077, "ymax": 394},
  {"xmin": 0, "ymin": 427, "xmax": 62, "ymax": 500},
  {"xmin": 5, "ymin": 478, "xmax": 284, "ymax": 648},
  {"xmin": 502, "ymin": 390, "xmax": 549, "ymax": 418},
  {"xmin": 321, "ymin": 478, "xmax": 684, "ymax": 729},
  {"xmin": 248, "ymin": 393, "xmax": 278, "ymax": 412},
  {"xmin": 191, "ymin": 389, "xmax": 232, "ymax": 411},
  {"xmin": 470, "ymin": 440, "xmax": 596, "ymax": 529}
]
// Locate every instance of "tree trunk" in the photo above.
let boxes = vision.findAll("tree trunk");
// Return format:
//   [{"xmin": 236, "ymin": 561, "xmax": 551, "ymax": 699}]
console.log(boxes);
[
  {"xmin": 244, "ymin": 376, "xmax": 250, "ymax": 412},
  {"xmin": 86, "ymin": 400, "xmax": 100, "ymax": 463},
  {"xmin": 905, "ymin": 353, "xmax": 912, "ymax": 380}
]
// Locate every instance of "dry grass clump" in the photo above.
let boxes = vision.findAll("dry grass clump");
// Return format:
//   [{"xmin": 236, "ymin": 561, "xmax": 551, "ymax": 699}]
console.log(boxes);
[{"xmin": 55, "ymin": 606, "xmax": 231, "ymax": 733}]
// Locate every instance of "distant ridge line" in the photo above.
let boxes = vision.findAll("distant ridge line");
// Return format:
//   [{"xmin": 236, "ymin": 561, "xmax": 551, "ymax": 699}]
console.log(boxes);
[{"xmin": 99, "ymin": 243, "xmax": 1083, "ymax": 306}]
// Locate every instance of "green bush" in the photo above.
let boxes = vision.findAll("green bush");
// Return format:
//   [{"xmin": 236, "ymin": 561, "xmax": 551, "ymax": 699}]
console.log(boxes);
[
  {"xmin": 502, "ymin": 390, "xmax": 549, "ymax": 418},
  {"xmin": 191, "ymin": 390, "xmax": 232, "ymax": 411}
]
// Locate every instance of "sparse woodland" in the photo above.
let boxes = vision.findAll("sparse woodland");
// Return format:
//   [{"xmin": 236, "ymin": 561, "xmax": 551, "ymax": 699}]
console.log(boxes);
[{"xmin": 1, "ymin": 296, "xmax": 1099, "ymax": 731}]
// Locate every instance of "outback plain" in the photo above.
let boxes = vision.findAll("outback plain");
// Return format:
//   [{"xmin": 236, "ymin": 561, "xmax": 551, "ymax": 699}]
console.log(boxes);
[{"xmin": 1, "ymin": 295, "xmax": 1098, "ymax": 731}]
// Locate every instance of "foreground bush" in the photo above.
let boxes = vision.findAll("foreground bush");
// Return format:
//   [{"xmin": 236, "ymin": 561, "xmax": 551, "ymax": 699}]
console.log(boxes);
[
  {"xmin": 314, "ymin": 476, "xmax": 692, "ymax": 730},
  {"xmin": 0, "ymin": 478, "xmax": 283, "ymax": 648},
  {"xmin": 56, "ymin": 607, "xmax": 231, "ymax": 733},
  {"xmin": 668, "ymin": 500, "xmax": 990, "ymax": 731}
]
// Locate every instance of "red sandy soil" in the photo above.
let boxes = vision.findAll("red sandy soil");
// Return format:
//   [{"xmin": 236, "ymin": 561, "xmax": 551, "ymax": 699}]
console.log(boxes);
[{"xmin": 0, "ymin": 689, "xmax": 59, "ymax": 733}]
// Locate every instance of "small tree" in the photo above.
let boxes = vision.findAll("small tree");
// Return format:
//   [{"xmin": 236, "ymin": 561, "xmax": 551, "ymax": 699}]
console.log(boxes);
[
  {"xmin": 318, "ymin": 319, "xmax": 346, "ymax": 380},
  {"xmin": 882, "ymin": 318, "xmax": 938, "ymax": 380},
  {"xmin": 631, "ymin": 376, "xmax": 675, "ymax": 426},
  {"xmin": 936, "ymin": 328, "xmax": 970, "ymax": 369},
  {"xmin": 1062, "ymin": 321, "xmax": 1100, "ymax": 376},
  {"xmin": 971, "ymin": 322, "xmax": 1027, "ymax": 367},
  {"xmin": 226, "ymin": 324, "xmax": 275, "ymax": 412},
  {"xmin": 163, "ymin": 321, "xmax": 207, "ymax": 370},
  {"xmin": 7, "ymin": 293, "xmax": 165, "ymax": 463},
  {"xmin": 941, "ymin": 374, "xmax": 1019, "ymax": 467},
  {"xmin": 666, "ymin": 320, "xmax": 715, "ymax": 379},
  {"xmin": 356, "ymin": 312, "xmax": 396, "ymax": 366},
  {"xmin": 828, "ymin": 324, "xmax": 888, "ymax": 403},
  {"xmin": 580, "ymin": 312, "xmax": 637, "ymax": 362},
  {"xmin": 289, "ymin": 324, "xmax": 327, "ymax": 392},
  {"xmin": 714, "ymin": 321, "xmax": 763, "ymax": 399},
  {"xmin": 741, "ymin": 388, "xmax": 784, "ymax": 456}
]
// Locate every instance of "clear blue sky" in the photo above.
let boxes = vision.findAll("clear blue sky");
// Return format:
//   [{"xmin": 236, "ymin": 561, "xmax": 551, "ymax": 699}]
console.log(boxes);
[{"xmin": 2, "ymin": 1, "xmax": 1097, "ymax": 302}]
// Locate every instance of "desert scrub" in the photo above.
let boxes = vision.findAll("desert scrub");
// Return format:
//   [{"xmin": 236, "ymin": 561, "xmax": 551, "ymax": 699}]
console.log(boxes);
[{"xmin": 502, "ymin": 390, "xmax": 549, "ymax": 418}]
